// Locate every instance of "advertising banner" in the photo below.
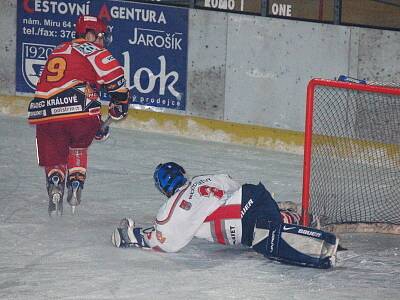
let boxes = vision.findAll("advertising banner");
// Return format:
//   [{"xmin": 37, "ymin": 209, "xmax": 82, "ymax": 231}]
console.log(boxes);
[
  {"xmin": 197, "ymin": 0, "xmax": 262, "ymax": 14},
  {"xmin": 16, "ymin": 0, "xmax": 188, "ymax": 111}
]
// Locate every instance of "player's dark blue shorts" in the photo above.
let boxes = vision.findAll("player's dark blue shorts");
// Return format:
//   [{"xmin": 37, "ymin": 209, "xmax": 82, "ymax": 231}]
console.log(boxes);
[{"xmin": 240, "ymin": 182, "xmax": 282, "ymax": 247}]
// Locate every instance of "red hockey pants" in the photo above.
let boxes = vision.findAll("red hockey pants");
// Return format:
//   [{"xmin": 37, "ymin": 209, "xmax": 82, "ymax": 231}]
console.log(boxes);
[{"xmin": 35, "ymin": 117, "xmax": 100, "ymax": 167}]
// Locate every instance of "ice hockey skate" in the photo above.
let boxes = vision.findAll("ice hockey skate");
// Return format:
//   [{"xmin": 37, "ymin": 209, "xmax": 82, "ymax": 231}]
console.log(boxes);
[
  {"xmin": 66, "ymin": 172, "xmax": 85, "ymax": 215},
  {"xmin": 47, "ymin": 172, "xmax": 65, "ymax": 216}
]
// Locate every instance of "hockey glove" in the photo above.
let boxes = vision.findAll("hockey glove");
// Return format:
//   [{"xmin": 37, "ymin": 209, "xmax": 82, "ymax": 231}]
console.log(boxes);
[
  {"xmin": 104, "ymin": 77, "xmax": 130, "ymax": 121},
  {"xmin": 111, "ymin": 217, "xmax": 149, "ymax": 249},
  {"xmin": 95, "ymin": 120, "xmax": 110, "ymax": 141},
  {"xmin": 108, "ymin": 99, "xmax": 129, "ymax": 121}
]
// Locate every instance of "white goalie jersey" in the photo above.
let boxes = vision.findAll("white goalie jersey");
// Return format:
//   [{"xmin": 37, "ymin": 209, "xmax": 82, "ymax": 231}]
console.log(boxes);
[{"xmin": 144, "ymin": 174, "xmax": 243, "ymax": 252}]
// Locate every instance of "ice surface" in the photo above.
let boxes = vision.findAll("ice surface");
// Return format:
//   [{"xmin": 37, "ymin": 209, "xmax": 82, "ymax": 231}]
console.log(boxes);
[{"xmin": 0, "ymin": 114, "xmax": 399, "ymax": 300}]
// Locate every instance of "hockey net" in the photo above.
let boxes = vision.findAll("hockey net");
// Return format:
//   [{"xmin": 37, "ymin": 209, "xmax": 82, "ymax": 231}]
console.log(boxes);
[{"xmin": 301, "ymin": 78, "xmax": 400, "ymax": 234}]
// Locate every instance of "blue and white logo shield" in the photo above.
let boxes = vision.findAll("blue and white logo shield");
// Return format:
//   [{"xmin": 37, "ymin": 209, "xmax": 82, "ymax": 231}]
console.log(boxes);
[{"xmin": 22, "ymin": 43, "xmax": 55, "ymax": 90}]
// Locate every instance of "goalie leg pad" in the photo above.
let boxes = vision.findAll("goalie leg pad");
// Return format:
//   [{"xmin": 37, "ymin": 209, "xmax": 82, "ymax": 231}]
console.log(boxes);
[{"xmin": 252, "ymin": 220, "xmax": 339, "ymax": 269}]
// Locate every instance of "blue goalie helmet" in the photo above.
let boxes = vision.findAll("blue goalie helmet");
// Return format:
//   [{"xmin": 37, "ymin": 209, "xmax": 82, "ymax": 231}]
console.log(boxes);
[{"xmin": 153, "ymin": 162, "xmax": 187, "ymax": 197}]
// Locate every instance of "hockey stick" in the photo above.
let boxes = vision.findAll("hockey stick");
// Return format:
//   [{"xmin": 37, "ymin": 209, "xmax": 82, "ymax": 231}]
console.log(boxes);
[
  {"xmin": 95, "ymin": 115, "xmax": 113, "ymax": 142},
  {"xmin": 100, "ymin": 115, "xmax": 113, "ymax": 131}
]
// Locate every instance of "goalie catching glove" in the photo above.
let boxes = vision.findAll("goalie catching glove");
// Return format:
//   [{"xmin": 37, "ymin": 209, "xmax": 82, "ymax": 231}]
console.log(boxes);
[{"xmin": 111, "ymin": 217, "xmax": 150, "ymax": 249}]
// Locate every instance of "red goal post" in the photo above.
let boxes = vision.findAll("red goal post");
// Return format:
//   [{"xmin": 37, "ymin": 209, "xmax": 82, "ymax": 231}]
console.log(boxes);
[{"xmin": 301, "ymin": 78, "xmax": 400, "ymax": 234}]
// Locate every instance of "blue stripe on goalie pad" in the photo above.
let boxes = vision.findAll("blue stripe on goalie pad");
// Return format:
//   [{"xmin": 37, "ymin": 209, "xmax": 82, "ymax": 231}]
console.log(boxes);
[{"xmin": 252, "ymin": 221, "xmax": 339, "ymax": 269}]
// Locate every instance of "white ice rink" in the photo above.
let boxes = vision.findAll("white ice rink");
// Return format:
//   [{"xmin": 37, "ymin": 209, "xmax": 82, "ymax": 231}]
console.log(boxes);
[{"xmin": 0, "ymin": 113, "xmax": 399, "ymax": 300}]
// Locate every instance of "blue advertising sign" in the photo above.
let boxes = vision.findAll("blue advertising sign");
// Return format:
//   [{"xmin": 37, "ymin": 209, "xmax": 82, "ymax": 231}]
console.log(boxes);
[{"xmin": 16, "ymin": 0, "xmax": 188, "ymax": 110}]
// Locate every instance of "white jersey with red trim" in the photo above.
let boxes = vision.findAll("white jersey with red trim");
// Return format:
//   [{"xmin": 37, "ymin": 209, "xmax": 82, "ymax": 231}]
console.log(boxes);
[{"xmin": 144, "ymin": 174, "xmax": 243, "ymax": 252}]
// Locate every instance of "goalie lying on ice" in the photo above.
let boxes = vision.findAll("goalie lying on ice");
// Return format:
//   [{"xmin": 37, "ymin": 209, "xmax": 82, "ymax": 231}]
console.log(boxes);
[{"xmin": 111, "ymin": 162, "xmax": 339, "ymax": 269}]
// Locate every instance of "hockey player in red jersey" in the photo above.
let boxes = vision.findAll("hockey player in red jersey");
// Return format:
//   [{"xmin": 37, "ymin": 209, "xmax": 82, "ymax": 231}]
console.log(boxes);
[
  {"xmin": 28, "ymin": 15, "xmax": 130, "ymax": 216},
  {"xmin": 111, "ymin": 162, "xmax": 339, "ymax": 269}
]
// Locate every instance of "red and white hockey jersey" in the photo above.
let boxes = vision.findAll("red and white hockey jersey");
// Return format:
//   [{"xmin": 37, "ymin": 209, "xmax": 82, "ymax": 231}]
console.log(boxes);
[
  {"xmin": 28, "ymin": 38, "xmax": 126, "ymax": 124},
  {"xmin": 144, "ymin": 174, "xmax": 244, "ymax": 252}
]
